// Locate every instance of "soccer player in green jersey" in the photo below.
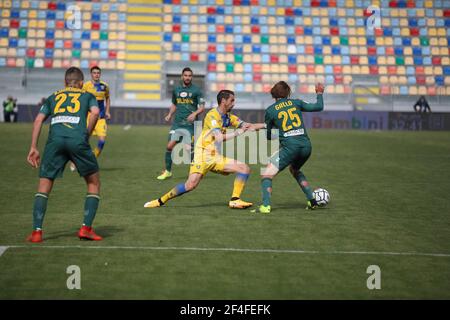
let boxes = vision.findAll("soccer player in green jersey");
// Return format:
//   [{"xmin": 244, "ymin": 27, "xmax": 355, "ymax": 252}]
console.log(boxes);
[
  {"xmin": 252, "ymin": 81, "xmax": 325, "ymax": 214},
  {"xmin": 157, "ymin": 67, "xmax": 205, "ymax": 180},
  {"xmin": 26, "ymin": 67, "xmax": 103, "ymax": 242}
]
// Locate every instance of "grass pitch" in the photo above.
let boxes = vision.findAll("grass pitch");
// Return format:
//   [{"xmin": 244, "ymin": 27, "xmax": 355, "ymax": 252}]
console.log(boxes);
[{"xmin": 0, "ymin": 123, "xmax": 449, "ymax": 299}]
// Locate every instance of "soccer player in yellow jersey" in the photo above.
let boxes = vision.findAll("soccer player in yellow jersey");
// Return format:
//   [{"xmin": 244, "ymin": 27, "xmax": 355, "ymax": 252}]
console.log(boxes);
[
  {"xmin": 82, "ymin": 66, "xmax": 110, "ymax": 158},
  {"xmin": 144, "ymin": 90, "xmax": 256, "ymax": 209}
]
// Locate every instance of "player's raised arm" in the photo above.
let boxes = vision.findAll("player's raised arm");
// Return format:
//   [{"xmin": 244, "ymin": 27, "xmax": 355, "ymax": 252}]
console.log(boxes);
[{"xmin": 298, "ymin": 83, "xmax": 325, "ymax": 112}]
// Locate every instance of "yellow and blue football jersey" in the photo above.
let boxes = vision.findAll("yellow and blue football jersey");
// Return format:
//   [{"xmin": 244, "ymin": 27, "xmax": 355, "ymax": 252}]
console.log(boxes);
[{"xmin": 83, "ymin": 80, "xmax": 110, "ymax": 119}]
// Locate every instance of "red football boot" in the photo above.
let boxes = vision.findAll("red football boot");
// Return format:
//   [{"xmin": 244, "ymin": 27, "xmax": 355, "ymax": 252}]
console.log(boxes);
[
  {"xmin": 78, "ymin": 225, "xmax": 103, "ymax": 241},
  {"xmin": 27, "ymin": 230, "xmax": 43, "ymax": 243}
]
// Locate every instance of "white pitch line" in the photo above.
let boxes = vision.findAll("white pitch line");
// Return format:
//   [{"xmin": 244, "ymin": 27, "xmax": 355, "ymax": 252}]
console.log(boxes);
[
  {"xmin": 4, "ymin": 245, "xmax": 450, "ymax": 258},
  {"xmin": 0, "ymin": 246, "xmax": 9, "ymax": 257}
]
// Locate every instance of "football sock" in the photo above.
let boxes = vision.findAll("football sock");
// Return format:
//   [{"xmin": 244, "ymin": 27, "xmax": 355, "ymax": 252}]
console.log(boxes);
[
  {"xmin": 261, "ymin": 178, "xmax": 272, "ymax": 206},
  {"xmin": 160, "ymin": 183, "xmax": 189, "ymax": 204},
  {"xmin": 94, "ymin": 140, "xmax": 105, "ymax": 158},
  {"xmin": 83, "ymin": 193, "xmax": 100, "ymax": 227},
  {"xmin": 165, "ymin": 149, "xmax": 173, "ymax": 172},
  {"xmin": 32, "ymin": 193, "xmax": 49, "ymax": 230},
  {"xmin": 231, "ymin": 173, "xmax": 249, "ymax": 199},
  {"xmin": 293, "ymin": 171, "xmax": 314, "ymax": 200}
]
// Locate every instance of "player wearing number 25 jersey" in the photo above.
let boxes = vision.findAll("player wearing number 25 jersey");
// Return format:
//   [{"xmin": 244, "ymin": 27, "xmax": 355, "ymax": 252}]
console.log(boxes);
[{"xmin": 254, "ymin": 81, "xmax": 324, "ymax": 214}]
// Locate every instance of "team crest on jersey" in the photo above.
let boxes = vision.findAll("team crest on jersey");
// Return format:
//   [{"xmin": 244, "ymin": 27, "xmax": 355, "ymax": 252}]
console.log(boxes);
[
  {"xmin": 188, "ymin": 92, "xmax": 192, "ymax": 97},
  {"xmin": 180, "ymin": 91, "xmax": 188, "ymax": 98}
]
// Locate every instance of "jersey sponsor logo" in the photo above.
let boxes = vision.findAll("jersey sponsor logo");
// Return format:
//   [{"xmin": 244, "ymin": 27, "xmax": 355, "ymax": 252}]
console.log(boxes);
[
  {"xmin": 180, "ymin": 91, "xmax": 188, "ymax": 98},
  {"xmin": 283, "ymin": 128, "xmax": 305, "ymax": 137},
  {"xmin": 51, "ymin": 115, "xmax": 80, "ymax": 125},
  {"xmin": 176, "ymin": 97, "xmax": 194, "ymax": 105}
]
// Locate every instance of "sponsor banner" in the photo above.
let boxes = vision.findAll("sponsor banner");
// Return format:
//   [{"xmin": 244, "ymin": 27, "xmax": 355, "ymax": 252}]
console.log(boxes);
[
  {"xmin": 16, "ymin": 105, "xmax": 450, "ymax": 131},
  {"xmin": 303, "ymin": 111, "xmax": 389, "ymax": 130}
]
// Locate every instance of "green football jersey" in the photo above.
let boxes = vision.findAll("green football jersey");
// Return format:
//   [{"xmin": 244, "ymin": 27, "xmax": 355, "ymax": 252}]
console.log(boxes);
[
  {"xmin": 171, "ymin": 83, "xmax": 204, "ymax": 126},
  {"xmin": 39, "ymin": 87, "xmax": 99, "ymax": 139},
  {"xmin": 265, "ymin": 95, "xmax": 323, "ymax": 146}
]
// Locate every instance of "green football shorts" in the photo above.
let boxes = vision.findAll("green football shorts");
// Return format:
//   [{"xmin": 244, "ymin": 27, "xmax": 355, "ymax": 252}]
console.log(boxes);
[
  {"xmin": 269, "ymin": 142, "xmax": 312, "ymax": 172},
  {"xmin": 39, "ymin": 136, "xmax": 99, "ymax": 179}
]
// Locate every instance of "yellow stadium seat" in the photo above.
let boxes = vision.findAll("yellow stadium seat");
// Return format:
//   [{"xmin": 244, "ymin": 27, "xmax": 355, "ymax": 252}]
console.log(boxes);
[
  {"xmin": 81, "ymin": 50, "xmax": 90, "ymax": 59},
  {"xmin": 442, "ymin": 57, "xmax": 450, "ymax": 65},
  {"xmin": 398, "ymin": 76, "xmax": 407, "ymax": 85},
  {"xmin": 387, "ymin": 56, "xmax": 395, "ymax": 65},
  {"xmin": 118, "ymin": 32, "xmax": 126, "ymax": 40},
  {"xmin": 279, "ymin": 65, "xmax": 288, "ymax": 73},
  {"xmin": 27, "ymin": 39, "xmax": 35, "ymax": 47},
  {"xmin": 82, "ymin": 41, "xmax": 90, "ymax": 49},
  {"xmin": 411, "ymin": 38, "xmax": 420, "ymax": 46},
  {"xmin": 349, "ymin": 37, "xmax": 357, "ymax": 46},
  {"xmin": 305, "ymin": 55, "xmax": 314, "ymax": 64},
  {"xmin": 426, "ymin": 76, "xmax": 435, "ymax": 85},
  {"xmin": 163, "ymin": 24, "xmax": 171, "ymax": 32},
  {"xmin": 63, "ymin": 30, "xmax": 72, "ymax": 39},
  {"xmin": 36, "ymin": 30, "xmax": 45, "ymax": 38},
  {"xmin": 332, "ymin": 56, "xmax": 341, "ymax": 64},
  {"xmin": 404, "ymin": 57, "xmax": 413, "ymax": 65},
  {"xmin": 335, "ymin": 85, "xmax": 344, "ymax": 94},
  {"xmin": 37, "ymin": 20, "xmax": 46, "ymax": 29},
  {"xmin": 350, "ymin": 47, "xmax": 359, "ymax": 55},
  {"xmin": 117, "ymin": 61, "xmax": 125, "ymax": 69},
  {"xmin": 351, "ymin": 66, "xmax": 361, "ymax": 74},
  {"xmin": 337, "ymin": 8, "xmax": 346, "ymax": 17},
  {"xmin": 109, "ymin": 14, "xmax": 118, "ymax": 21},
  {"xmin": 400, "ymin": 28, "xmax": 409, "ymax": 36},
  {"xmin": 0, "ymin": 20, "xmax": 8, "ymax": 28},
  {"xmin": 6, "ymin": 48, "xmax": 16, "ymax": 57},
  {"xmin": 9, "ymin": 29, "xmax": 18, "ymax": 37},
  {"xmin": 118, "ymin": 4, "xmax": 127, "ymax": 12},
  {"xmin": 54, "ymin": 30, "xmax": 63, "ymax": 39},
  {"xmin": 0, "ymin": 47, "xmax": 7, "ymax": 55},
  {"xmin": 53, "ymin": 59, "xmax": 62, "ymax": 68},
  {"xmin": 409, "ymin": 87, "xmax": 418, "ymax": 95},
  {"xmin": 376, "ymin": 38, "xmax": 384, "ymax": 46},
  {"xmin": 397, "ymin": 66, "xmax": 406, "ymax": 75},
  {"xmin": 315, "ymin": 65, "xmax": 324, "ymax": 74},
  {"xmin": 53, "ymin": 49, "xmax": 63, "ymax": 58},
  {"xmin": 418, "ymin": 86, "xmax": 427, "ymax": 95},
  {"xmin": 378, "ymin": 56, "xmax": 387, "ymax": 65},
  {"xmin": 163, "ymin": 5, "xmax": 172, "ymax": 13},
  {"xmin": 429, "ymin": 28, "xmax": 437, "ymax": 36},
  {"xmin": 446, "ymin": 77, "xmax": 450, "ymax": 86},
  {"xmin": 424, "ymin": 0, "xmax": 433, "ymax": 7},
  {"xmin": 83, "ymin": 12, "xmax": 91, "ymax": 20},
  {"xmin": 404, "ymin": 47, "xmax": 412, "ymax": 55},
  {"xmin": 34, "ymin": 49, "xmax": 43, "ymax": 58},
  {"xmin": 343, "ymin": 66, "xmax": 352, "ymax": 74},
  {"xmin": 424, "ymin": 66, "xmax": 433, "ymax": 75},
  {"xmin": 303, "ymin": 17, "xmax": 312, "ymax": 26},
  {"xmin": 118, "ymin": 23, "xmax": 126, "ymax": 31},
  {"xmin": 439, "ymin": 48, "xmax": 447, "ymax": 55},
  {"xmin": 181, "ymin": 6, "xmax": 189, "ymax": 14},
  {"xmin": 439, "ymin": 38, "xmax": 447, "ymax": 46},
  {"xmin": 163, "ymin": 15, "xmax": 171, "ymax": 23},
  {"xmin": 217, "ymin": 63, "xmax": 225, "ymax": 72}
]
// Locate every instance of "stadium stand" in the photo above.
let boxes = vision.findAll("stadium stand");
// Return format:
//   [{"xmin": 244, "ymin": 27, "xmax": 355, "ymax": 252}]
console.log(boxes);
[{"xmin": 0, "ymin": 0, "xmax": 449, "ymax": 109}]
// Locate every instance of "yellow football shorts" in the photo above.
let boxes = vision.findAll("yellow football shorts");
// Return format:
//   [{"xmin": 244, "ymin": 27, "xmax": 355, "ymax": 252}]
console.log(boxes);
[
  {"xmin": 87, "ymin": 114, "xmax": 107, "ymax": 137},
  {"xmin": 189, "ymin": 152, "xmax": 234, "ymax": 176}
]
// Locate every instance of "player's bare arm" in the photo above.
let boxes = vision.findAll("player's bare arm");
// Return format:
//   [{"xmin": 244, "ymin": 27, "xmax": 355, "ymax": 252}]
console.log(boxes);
[
  {"xmin": 212, "ymin": 126, "xmax": 246, "ymax": 144},
  {"xmin": 105, "ymin": 96, "xmax": 111, "ymax": 120},
  {"xmin": 165, "ymin": 104, "xmax": 177, "ymax": 122},
  {"xmin": 27, "ymin": 113, "xmax": 47, "ymax": 168},
  {"xmin": 87, "ymin": 106, "xmax": 100, "ymax": 136},
  {"xmin": 187, "ymin": 103, "xmax": 205, "ymax": 122}
]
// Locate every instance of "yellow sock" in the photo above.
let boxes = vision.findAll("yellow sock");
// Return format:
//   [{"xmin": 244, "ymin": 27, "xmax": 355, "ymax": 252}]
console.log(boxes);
[
  {"xmin": 232, "ymin": 173, "xmax": 249, "ymax": 199},
  {"xmin": 160, "ymin": 184, "xmax": 188, "ymax": 203}
]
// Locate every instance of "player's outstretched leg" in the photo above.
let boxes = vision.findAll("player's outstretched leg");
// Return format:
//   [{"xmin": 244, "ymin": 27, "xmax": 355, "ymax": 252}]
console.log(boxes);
[
  {"xmin": 289, "ymin": 167, "xmax": 318, "ymax": 210},
  {"xmin": 78, "ymin": 172, "xmax": 103, "ymax": 240},
  {"xmin": 146, "ymin": 173, "xmax": 202, "ymax": 208},
  {"xmin": 27, "ymin": 178, "xmax": 54, "ymax": 243},
  {"xmin": 226, "ymin": 161, "xmax": 253, "ymax": 209}
]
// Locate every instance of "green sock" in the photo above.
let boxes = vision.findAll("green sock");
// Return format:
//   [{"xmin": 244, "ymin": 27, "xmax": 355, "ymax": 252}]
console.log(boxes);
[
  {"xmin": 33, "ymin": 193, "xmax": 49, "ymax": 230},
  {"xmin": 83, "ymin": 194, "xmax": 100, "ymax": 227},
  {"xmin": 165, "ymin": 149, "xmax": 172, "ymax": 172},
  {"xmin": 261, "ymin": 178, "xmax": 273, "ymax": 207},
  {"xmin": 294, "ymin": 171, "xmax": 314, "ymax": 200}
]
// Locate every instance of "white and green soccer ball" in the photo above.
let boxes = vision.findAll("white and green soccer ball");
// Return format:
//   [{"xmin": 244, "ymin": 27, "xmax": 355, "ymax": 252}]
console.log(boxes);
[{"xmin": 313, "ymin": 188, "xmax": 330, "ymax": 206}]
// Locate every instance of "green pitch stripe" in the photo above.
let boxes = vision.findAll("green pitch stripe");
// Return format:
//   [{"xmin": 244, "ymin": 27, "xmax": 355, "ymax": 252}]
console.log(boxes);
[{"xmin": 4, "ymin": 245, "xmax": 450, "ymax": 258}]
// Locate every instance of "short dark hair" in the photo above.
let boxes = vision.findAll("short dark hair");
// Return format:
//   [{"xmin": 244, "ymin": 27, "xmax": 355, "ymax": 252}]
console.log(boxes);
[
  {"xmin": 65, "ymin": 67, "xmax": 84, "ymax": 86},
  {"xmin": 182, "ymin": 67, "xmax": 193, "ymax": 74},
  {"xmin": 217, "ymin": 90, "xmax": 235, "ymax": 105},
  {"xmin": 270, "ymin": 81, "xmax": 291, "ymax": 99},
  {"xmin": 90, "ymin": 66, "xmax": 101, "ymax": 73}
]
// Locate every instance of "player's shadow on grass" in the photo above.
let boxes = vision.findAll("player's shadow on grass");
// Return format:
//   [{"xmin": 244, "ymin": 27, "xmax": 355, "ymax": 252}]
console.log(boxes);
[
  {"xmin": 171, "ymin": 201, "xmax": 226, "ymax": 208},
  {"xmin": 276, "ymin": 202, "xmax": 331, "ymax": 214},
  {"xmin": 44, "ymin": 225, "xmax": 124, "ymax": 240},
  {"xmin": 99, "ymin": 167, "xmax": 125, "ymax": 172}
]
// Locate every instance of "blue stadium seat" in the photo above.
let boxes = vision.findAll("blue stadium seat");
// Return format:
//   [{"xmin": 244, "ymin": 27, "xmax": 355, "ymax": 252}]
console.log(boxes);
[
  {"xmin": 164, "ymin": 33, "xmax": 172, "ymax": 42},
  {"xmin": 225, "ymin": 25, "xmax": 233, "ymax": 33},
  {"xmin": 91, "ymin": 41, "xmax": 100, "ymax": 50},
  {"xmin": 208, "ymin": 35, "xmax": 216, "ymax": 43},
  {"xmin": 208, "ymin": 54, "xmax": 216, "ymax": 63},
  {"xmin": 46, "ymin": 11, "xmax": 56, "ymax": 20},
  {"xmin": 435, "ymin": 76, "xmax": 444, "ymax": 85},
  {"xmin": 45, "ymin": 30, "xmax": 55, "ymax": 39},
  {"xmin": 11, "ymin": 10, "xmax": 19, "ymax": 19},
  {"xmin": 252, "ymin": 45, "xmax": 261, "ymax": 53},
  {"xmin": 444, "ymin": 67, "xmax": 450, "ymax": 76},
  {"xmin": 100, "ymin": 41, "xmax": 108, "ymax": 50},
  {"xmin": 332, "ymin": 46, "xmax": 340, "ymax": 55},
  {"xmin": 45, "ymin": 49, "xmax": 53, "ymax": 58},
  {"xmin": 288, "ymin": 55, "xmax": 296, "ymax": 64},
  {"xmin": 17, "ymin": 48, "xmax": 25, "ymax": 56},
  {"xmin": 394, "ymin": 47, "xmax": 404, "ymax": 55},
  {"xmin": 181, "ymin": 43, "xmax": 189, "ymax": 51},
  {"xmin": 414, "ymin": 57, "xmax": 423, "ymax": 65},
  {"xmin": 9, "ymin": 38, "xmax": 18, "ymax": 48},
  {"xmin": 314, "ymin": 46, "xmax": 323, "ymax": 55},
  {"xmin": 73, "ymin": 41, "xmax": 81, "ymax": 49},
  {"xmin": 54, "ymin": 40, "xmax": 63, "ymax": 49},
  {"xmin": 234, "ymin": 46, "xmax": 243, "ymax": 54},
  {"xmin": 243, "ymin": 35, "xmax": 251, "ymax": 44},
  {"xmin": 0, "ymin": 58, "xmax": 5, "ymax": 67},
  {"xmin": 82, "ymin": 31, "xmax": 90, "ymax": 40},
  {"xmin": 173, "ymin": 43, "xmax": 181, "ymax": 52},
  {"xmin": 262, "ymin": 54, "xmax": 270, "ymax": 63},
  {"xmin": 367, "ymin": 37, "xmax": 375, "ymax": 46},
  {"xmin": 412, "ymin": 47, "xmax": 422, "ymax": 56},
  {"xmin": 402, "ymin": 38, "xmax": 412, "ymax": 46},
  {"xmin": 368, "ymin": 56, "xmax": 377, "ymax": 65},
  {"xmin": 0, "ymin": 28, "xmax": 8, "ymax": 37},
  {"xmin": 57, "ymin": 3, "xmax": 66, "ymax": 11}
]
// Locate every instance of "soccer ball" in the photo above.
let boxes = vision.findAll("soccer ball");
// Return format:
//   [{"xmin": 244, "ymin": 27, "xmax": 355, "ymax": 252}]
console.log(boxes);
[{"xmin": 313, "ymin": 188, "xmax": 330, "ymax": 206}]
